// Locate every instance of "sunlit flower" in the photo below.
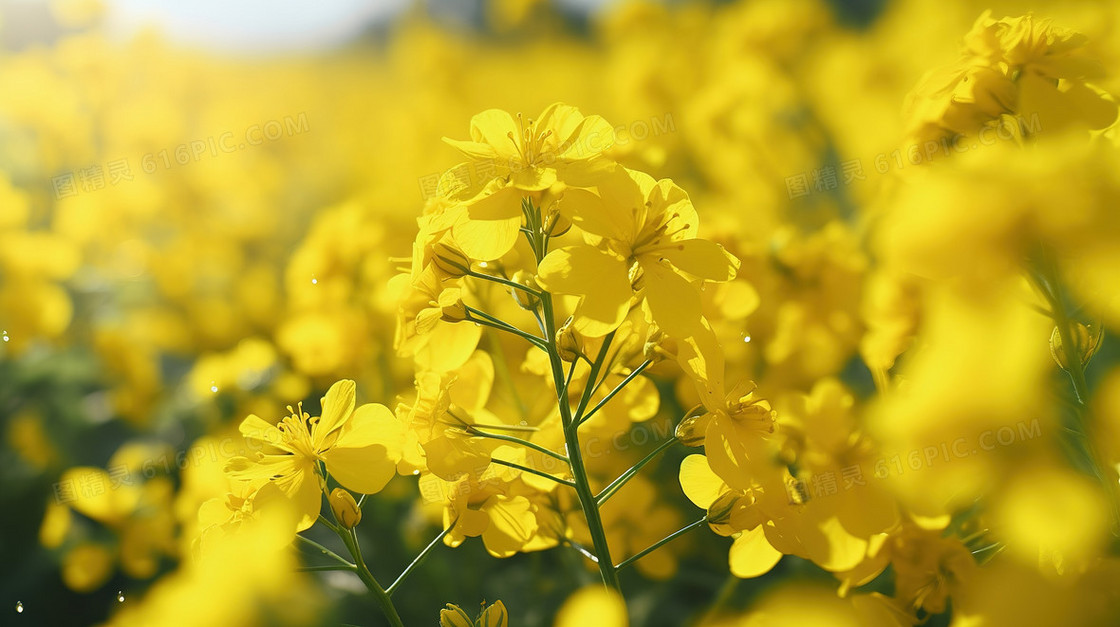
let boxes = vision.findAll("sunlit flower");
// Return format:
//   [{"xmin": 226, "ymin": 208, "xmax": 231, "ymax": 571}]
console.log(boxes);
[{"xmin": 226, "ymin": 380, "xmax": 404, "ymax": 531}]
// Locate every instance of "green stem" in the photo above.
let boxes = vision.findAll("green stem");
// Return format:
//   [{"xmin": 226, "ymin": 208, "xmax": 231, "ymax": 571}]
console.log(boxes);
[
  {"xmin": 337, "ymin": 527, "xmax": 404, "ymax": 627},
  {"xmin": 467, "ymin": 422, "xmax": 539, "ymax": 432},
  {"xmin": 296, "ymin": 534, "xmax": 352, "ymax": 567},
  {"xmin": 468, "ymin": 270, "xmax": 542, "ymax": 299},
  {"xmin": 615, "ymin": 517, "xmax": 706, "ymax": 570},
  {"xmin": 466, "ymin": 426, "xmax": 569, "ymax": 463},
  {"xmin": 465, "ymin": 307, "xmax": 547, "ymax": 350},
  {"xmin": 579, "ymin": 360, "xmax": 652, "ymax": 427},
  {"xmin": 1032, "ymin": 253, "xmax": 1120, "ymax": 535},
  {"xmin": 299, "ymin": 564, "xmax": 356, "ymax": 572},
  {"xmin": 559, "ymin": 536, "xmax": 601, "ymax": 564},
  {"xmin": 387, "ymin": 522, "xmax": 456, "ymax": 596},
  {"xmin": 572, "ymin": 332, "xmax": 615, "ymax": 426},
  {"xmin": 597, "ymin": 437, "xmax": 677, "ymax": 506},
  {"xmin": 491, "ymin": 458, "xmax": 576, "ymax": 488},
  {"xmin": 540, "ymin": 291, "xmax": 621, "ymax": 590}
]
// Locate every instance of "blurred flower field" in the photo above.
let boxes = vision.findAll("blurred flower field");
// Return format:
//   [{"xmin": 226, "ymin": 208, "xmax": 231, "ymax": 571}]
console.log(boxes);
[{"xmin": 3, "ymin": 0, "xmax": 1120, "ymax": 625}]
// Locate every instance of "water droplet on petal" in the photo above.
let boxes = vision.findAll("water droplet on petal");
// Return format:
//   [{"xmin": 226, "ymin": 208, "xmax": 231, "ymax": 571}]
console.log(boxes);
[
  {"xmin": 742, "ymin": 334, "xmax": 751, "ymax": 343},
  {"xmin": 210, "ymin": 382, "xmax": 219, "ymax": 393},
  {"xmin": 117, "ymin": 592, "xmax": 124, "ymax": 603},
  {"xmin": 16, "ymin": 601, "xmax": 23, "ymax": 613},
  {"xmin": 478, "ymin": 261, "xmax": 488, "ymax": 268},
  {"xmin": 311, "ymin": 276, "xmax": 318, "ymax": 285},
  {"xmin": 2, "ymin": 331, "xmax": 9, "ymax": 343},
  {"xmin": 411, "ymin": 470, "xmax": 420, "ymax": 476}
]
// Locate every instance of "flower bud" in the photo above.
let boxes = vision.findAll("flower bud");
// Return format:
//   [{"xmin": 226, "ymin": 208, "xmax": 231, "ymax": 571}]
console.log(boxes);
[
  {"xmin": 1050, "ymin": 323, "xmax": 1103, "ymax": 372},
  {"xmin": 439, "ymin": 604, "xmax": 473, "ymax": 627},
  {"xmin": 706, "ymin": 491, "xmax": 738, "ymax": 528},
  {"xmin": 329, "ymin": 488, "xmax": 362, "ymax": 529},
  {"xmin": 556, "ymin": 318, "xmax": 583, "ymax": 362},
  {"xmin": 431, "ymin": 241, "xmax": 472, "ymax": 278},
  {"xmin": 510, "ymin": 271, "xmax": 541, "ymax": 310},
  {"xmin": 439, "ymin": 289, "xmax": 469, "ymax": 323},
  {"xmin": 675, "ymin": 404, "xmax": 710, "ymax": 447},
  {"xmin": 545, "ymin": 211, "xmax": 572, "ymax": 237}
]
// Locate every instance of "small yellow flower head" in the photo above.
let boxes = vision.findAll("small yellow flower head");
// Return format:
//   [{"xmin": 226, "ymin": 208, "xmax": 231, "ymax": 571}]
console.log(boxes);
[
  {"xmin": 556, "ymin": 318, "xmax": 583, "ymax": 362},
  {"xmin": 510, "ymin": 271, "xmax": 541, "ymax": 310},
  {"xmin": 432, "ymin": 240, "xmax": 472, "ymax": 278},
  {"xmin": 1050, "ymin": 323, "xmax": 1103, "ymax": 372},
  {"xmin": 328, "ymin": 488, "xmax": 362, "ymax": 529}
]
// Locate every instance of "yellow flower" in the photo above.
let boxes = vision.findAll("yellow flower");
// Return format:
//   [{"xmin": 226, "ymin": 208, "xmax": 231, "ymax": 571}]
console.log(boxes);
[
  {"xmin": 442, "ymin": 103, "xmax": 615, "ymax": 260},
  {"xmin": 537, "ymin": 166, "xmax": 739, "ymax": 337},
  {"xmin": 903, "ymin": 11, "xmax": 1117, "ymax": 147},
  {"xmin": 226, "ymin": 380, "xmax": 404, "ymax": 531},
  {"xmin": 444, "ymin": 103, "xmax": 615, "ymax": 191},
  {"xmin": 392, "ymin": 266, "xmax": 482, "ymax": 372},
  {"xmin": 675, "ymin": 323, "xmax": 775, "ymax": 491}
]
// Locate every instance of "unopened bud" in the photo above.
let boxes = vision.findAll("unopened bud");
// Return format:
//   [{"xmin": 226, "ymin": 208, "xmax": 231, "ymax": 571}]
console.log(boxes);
[
  {"xmin": 329, "ymin": 488, "xmax": 362, "ymax": 529},
  {"xmin": 675, "ymin": 404, "xmax": 710, "ymax": 447},
  {"xmin": 511, "ymin": 271, "xmax": 541, "ymax": 310},
  {"xmin": 1050, "ymin": 323, "xmax": 1103, "ymax": 372},
  {"xmin": 706, "ymin": 491, "xmax": 738, "ymax": 535},
  {"xmin": 431, "ymin": 241, "xmax": 472, "ymax": 278},
  {"xmin": 438, "ymin": 289, "xmax": 468, "ymax": 322},
  {"xmin": 556, "ymin": 318, "xmax": 583, "ymax": 362},
  {"xmin": 439, "ymin": 604, "xmax": 473, "ymax": 627},
  {"xmin": 545, "ymin": 211, "xmax": 572, "ymax": 237}
]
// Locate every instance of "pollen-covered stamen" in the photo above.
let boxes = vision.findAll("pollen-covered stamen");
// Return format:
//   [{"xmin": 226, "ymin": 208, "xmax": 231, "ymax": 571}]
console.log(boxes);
[
  {"xmin": 275, "ymin": 402, "xmax": 321, "ymax": 458},
  {"xmin": 504, "ymin": 113, "xmax": 555, "ymax": 166},
  {"xmin": 634, "ymin": 209, "xmax": 689, "ymax": 252}
]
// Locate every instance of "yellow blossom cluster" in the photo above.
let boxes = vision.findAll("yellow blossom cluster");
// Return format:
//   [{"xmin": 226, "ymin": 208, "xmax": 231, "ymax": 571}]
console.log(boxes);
[{"xmin": 4, "ymin": 0, "xmax": 1120, "ymax": 625}]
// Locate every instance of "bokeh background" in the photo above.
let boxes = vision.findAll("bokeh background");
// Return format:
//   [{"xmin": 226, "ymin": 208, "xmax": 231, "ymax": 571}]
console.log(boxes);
[{"xmin": 2, "ymin": 0, "xmax": 1120, "ymax": 625}]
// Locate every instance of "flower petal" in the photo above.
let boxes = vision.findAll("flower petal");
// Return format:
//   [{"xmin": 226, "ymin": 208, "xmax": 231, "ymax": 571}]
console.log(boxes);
[
  {"xmin": 481, "ymin": 494, "xmax": 538, "ymax": 558},
  {"xmin": 315, "ymin": 379, "xmax": 356, "ymax": 445},
  {"xmin": 239, "ymin": 414, "xmax": 287, "ymax": 452},
  {"xmin": 729, "ymin": 526, "xmax": 782, "ymax": 578},
  {"xmin": 679, "ymin": 454, "xmax": 726, "ymax": 509},
  {"xmin": 537, "ymin": 246, "xmax": 631, "ymax": 337},
  {"xmin": 660, "ymin": 239, "xmax": 740, "ymax": 281},
  {"xmin": 324, "ymin": 403, "xmax": 404, "ymax": 494},
  {"xmin": 641, "ymin": 259, "xmax": 704, "ymax": 337}
]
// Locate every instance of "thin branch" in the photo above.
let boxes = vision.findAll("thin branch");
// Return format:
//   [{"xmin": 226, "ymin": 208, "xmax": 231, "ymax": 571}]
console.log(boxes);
[
  {"xmin": 491, "ymin": 458, "xmax": 576, "ymax": 488},
  {"xmin": 578, "ymin": 360, "xmax": 653, "ymax": 427},
  {"xmin": 299, "ymin": 564, "xmax": 356, "ymax": 573},
  {"xmin": 571, "ymin": 332, "xmax": 615, "ymax": 426},
  {"xmin": 615, "ymin": 517, "xmax": 707, "ymax": 570},
  {"xmin": 387, "ymin": 521, "xmax": 457, "ymax": 596},
  {"xmin": 596, "ymin": 437, "xmax": 677, "ymax": 505},
  {"xmin": 464, "ymin": 426, "xmax": 569, "ymax": 463},
  {"xmin": 468, "ymin": 270, "xmax": 542, "ymax": 298},
  {"xmin": 296, "ymin": 534, "xmax": 353, "ymax": 568},
  {"xmin": 465, "ymin": 307, "xmax": 547, "ymax": 350}
]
